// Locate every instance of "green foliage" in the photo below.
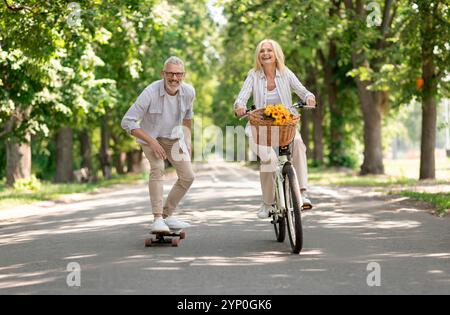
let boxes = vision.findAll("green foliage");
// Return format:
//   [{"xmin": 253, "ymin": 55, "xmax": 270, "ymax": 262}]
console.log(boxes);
[
  {"xmin": 13, "ymin": 175, "xmax": 41, "ymax": 191},
  {"xmin": 1, "ymin": 0, "xmax": 217, "ymax": 181},
  {"xmin": 328, "ymin": 153, "xmax": 358, "ymax": 169},
  {"xmin": 391, "ymin": 0, "xmax": 450, "ymax": 105},
  {"xmin": 215, "ymin": 0, "xmax": 366, "ymax": 168},
  {"xmin": 1, "ymin": 0, "xmax": 449, "ymax": 183},
  {"xmin": 398, "ymin": 191, "xmax": 450, "ymax": 217},
  {"xmin": 31, "ymin": 134, "xmax": 56, "ymax": 180}
]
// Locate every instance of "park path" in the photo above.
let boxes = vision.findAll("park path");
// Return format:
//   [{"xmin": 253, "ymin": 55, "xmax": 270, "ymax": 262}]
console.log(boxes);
[{"xmin": 0, "ymin": 162, "xmax": 449, "ymax": 294}]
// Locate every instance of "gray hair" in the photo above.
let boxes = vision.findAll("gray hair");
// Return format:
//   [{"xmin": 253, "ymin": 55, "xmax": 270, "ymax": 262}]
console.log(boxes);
[{"xmin": 164, "ymin": 56, "xmax": 185, "ymax": 70}]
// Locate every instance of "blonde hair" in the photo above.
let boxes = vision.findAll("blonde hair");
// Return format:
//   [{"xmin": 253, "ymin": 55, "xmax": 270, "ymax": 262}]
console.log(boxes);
[{"xmin": 254, "ymin": 39, "xmax": 286, "ymax": 72}]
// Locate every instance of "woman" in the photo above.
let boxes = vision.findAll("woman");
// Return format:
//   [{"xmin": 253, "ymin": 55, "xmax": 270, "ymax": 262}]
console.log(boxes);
[{"xmin": 234, "ymin": 39, "xmax": 316, "ymax": 219}]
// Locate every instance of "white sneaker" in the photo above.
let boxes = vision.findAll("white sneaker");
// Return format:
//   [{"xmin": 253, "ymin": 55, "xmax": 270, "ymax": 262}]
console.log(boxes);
[
  {"xmin": 151, "ymin": 218, "xmax": 170, "ymax": 233},
  {"xmin": 302, "ymin": 193, "xmax": 313, "ymax": 210},
  {"xmin": 165, "ymin": 216, "xmax": 191, "ymax": 229},
  {"xmin": 257, "ymin": 203, "xmax": 275, "ymax": 219}
]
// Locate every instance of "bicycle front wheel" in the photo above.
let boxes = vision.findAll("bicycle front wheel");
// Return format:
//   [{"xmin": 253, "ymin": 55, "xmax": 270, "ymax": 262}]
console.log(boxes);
[
  {"xmin": 272, "ymin": 210, "xmax": 286, "ymax": 243},
  {"xmin": 283, "ymin": 164, "xmax": 303, "ymax": 254}
]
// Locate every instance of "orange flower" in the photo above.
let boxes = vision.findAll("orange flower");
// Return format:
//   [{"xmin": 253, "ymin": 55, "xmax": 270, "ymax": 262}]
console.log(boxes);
[{"xmin": 263, "ymin": 104, "xmax": 293, "ymax": 125}]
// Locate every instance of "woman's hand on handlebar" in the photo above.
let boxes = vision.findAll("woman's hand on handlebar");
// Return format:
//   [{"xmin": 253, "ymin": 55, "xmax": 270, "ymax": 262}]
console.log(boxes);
[
  {"xmin": 306, "ymin": 96, "xmax": 316, "ymax": 108},
  {"xmin": 234, "ymin": 106, "xmax": 247, "ymax": 118}
]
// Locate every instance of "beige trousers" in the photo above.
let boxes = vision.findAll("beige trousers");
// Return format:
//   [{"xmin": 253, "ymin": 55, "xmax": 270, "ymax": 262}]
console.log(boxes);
[
  {"xmin": 249, "ymin": 131, "xmax": 308, "ymax": 205},
  {"xmin": 141, "ymin": 138, "xmax": 195, "ymax": 216}
]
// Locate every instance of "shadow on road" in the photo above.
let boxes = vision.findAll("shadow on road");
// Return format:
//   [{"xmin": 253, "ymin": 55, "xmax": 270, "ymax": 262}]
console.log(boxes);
[{"xmin": 0, "ymin": 163, "xmax": 449, "ymax": 294}]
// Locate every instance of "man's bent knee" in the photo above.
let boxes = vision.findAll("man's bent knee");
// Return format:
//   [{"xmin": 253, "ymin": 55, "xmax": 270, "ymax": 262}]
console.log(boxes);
[
  {"xmin": 180, "ymin": 173, "xmax": 195, "ymax": 188},
  {"xmin": 150, "ymin": 168, "xmax": 165, "ymax": 180}
]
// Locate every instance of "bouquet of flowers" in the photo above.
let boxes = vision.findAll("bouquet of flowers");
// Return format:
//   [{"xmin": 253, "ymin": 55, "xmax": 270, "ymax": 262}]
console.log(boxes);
[
  {"xmin": 248, "ymin": 104, "xmax": 300, "ymax": 147},
  {"xmin": 263, "ymin": 104, "xmax": 296, "ymax": 126}
]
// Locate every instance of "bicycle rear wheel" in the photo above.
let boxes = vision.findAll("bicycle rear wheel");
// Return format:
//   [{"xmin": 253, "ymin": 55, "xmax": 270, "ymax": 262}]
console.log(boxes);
[
  {"xmin": 283, "ymin": 164, "xmax": 303, "ymax": 254},
  {"xmin": 272, "ymin": 210, "xmax": 286, "ymax": 242}
]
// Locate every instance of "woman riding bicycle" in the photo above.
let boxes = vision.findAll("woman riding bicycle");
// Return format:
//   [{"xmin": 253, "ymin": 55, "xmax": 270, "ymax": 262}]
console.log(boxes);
[{"xmin": 234, "ymin": 39, "xmax": 316, "ymax": 219}]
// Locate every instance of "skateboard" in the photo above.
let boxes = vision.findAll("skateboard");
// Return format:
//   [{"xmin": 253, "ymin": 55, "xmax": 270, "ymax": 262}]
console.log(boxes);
[{"xmin": 144, "ymin": 229, "xmax": 186, "ymax": 247}]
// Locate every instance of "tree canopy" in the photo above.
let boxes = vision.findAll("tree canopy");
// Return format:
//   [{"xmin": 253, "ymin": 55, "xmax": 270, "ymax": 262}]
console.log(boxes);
[{"xmin": 1, "ymin": 0, "xmax": 448, "ymax": 184}]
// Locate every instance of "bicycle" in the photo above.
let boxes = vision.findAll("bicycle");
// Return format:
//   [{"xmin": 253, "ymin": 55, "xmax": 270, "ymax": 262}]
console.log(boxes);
[{"xmin": 240, "ymin": 101, "xmax": 315, "ymax": 254}]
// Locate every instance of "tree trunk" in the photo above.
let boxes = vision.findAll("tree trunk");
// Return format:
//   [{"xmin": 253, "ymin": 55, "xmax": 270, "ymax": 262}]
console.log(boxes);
[
  {"xmin": 126, "ymin": 149, "xmax": 143, "ymax": 173},
  {"xmin": 114, "ymin": 152, "xmax": 127, "ymax": 175},
  {"xmin": 99, "ymin": 116, "xmax": 112, "ymax": 179},
  {"xmin": 4, "ymin": 106, "xmax": 32, "ymax": 186},
  {"xmin": 312, "ymin": 90, "xmax": 325, "ymax": 164},
  {"xmin": 306, "ymin": 64, "xmax": 324, "ymax": 164},
  {"xmin": 300, "ymin": 110, "xmax": 310, "ymax": 159},
  {"xmin": 6, "ymin": 133, "xmax": 31, "ymax": 186},
  {"xmin": 325, "ymin": 41, "xmax": 346, "ymax": 166},
  {"xmin": 355, "ymin": 73, "xmax": 385, "ymax": 175},
  {"xmin": 446, "ymin": 100, "xmax": 450, "ymax": 158},
  {"xmin": 79, "ymin": 130, "xmax": 93, "ymax": 171},
  {"xmin": 110, "ymin": 133, "xmax": 126, "ymax": 175},
  {"xmin": 419, "ymin": 39, "xmax": 437, "ymax": 179},
  {"xmin": 344, "ymin": 0, "xmax": 393, "ymax": 175},
  {"xmin": 55, "ymin": 127, "xmax": 74, "ymax": 183}
]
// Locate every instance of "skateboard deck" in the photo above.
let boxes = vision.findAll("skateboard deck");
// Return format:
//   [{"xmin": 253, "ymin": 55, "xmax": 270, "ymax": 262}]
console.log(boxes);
[{"xmin": 144, "ymin": 229, "xmax": 186, "ymax": 247}]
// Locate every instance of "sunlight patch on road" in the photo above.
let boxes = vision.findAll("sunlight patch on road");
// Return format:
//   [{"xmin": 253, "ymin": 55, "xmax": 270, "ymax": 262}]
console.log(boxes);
[
  {"xmin": 299, "ymin": 249, "xmax": 324, "ymax": 256},
  {"xmin": 310, "ymin": 187, "xmax": 347, "ymax": 200},
  {"xmin": 386, "ymin": 197, "xmax": 411, "ymax": 204},
  {"xmin": 319, "ymin": 216, "xmax": 370, "ymax": 225},
  {"xmin": 427, "ymin": 270, "xmax": 444, "ymax": 274},
  {"xmin": 373, "ymin": 252, "xmax": 450, "ymax": 259},
  {"xmin": 190, "ymin": 182, "xmax": 260, "ymax": 191},
  {"xmin": 373, "ymin": 220, "xmax": 421, "ymax": 229},
  {"xmin": 270, "ymin": 274, "xmax": 290, "ymax": 278},
  {"xmin": 0, "ymin": 264, "xmax": 26, "ymax": 272},
  {"xmin": 391, "ymin": 207, "xmax": 424, "ymax": 214},
  {"xmin": 64, "ymin": 253, "xmax": 98, "ymax": 260},
  {"xmin": 0, "ymin": 278, "xmax": 59, "ymax": 290},
  {"xmin": 188, "ymin": 210, "xmax": 257, "ymax": 225},
  {"xmin": 190, "ymin": 252, "xmax": 288, "ymax": 266},
  {"xmin": 143, "ymin": 267, "xmax": 182, "ymax": 271},
  {"xmin": 94, "ymin": 211, "xmax": 141, "ymax": 220},
  {"xmin": 0, "ymin": 271, "xmax": 49, "ymax": 280},
  {"xmin": 313, "ymin": 202, "xmax": 338, "ymax": 209},
  {"xmin": 310, "ymin": 210, "xmax": 422, "ymax": 230},
  {"xmin": 0, "ymin": 269, "xmax": 60, "ymax": 289},
  {"xmin": 0, "ymin": 215, "xmax": 150, "ymax": 246}
]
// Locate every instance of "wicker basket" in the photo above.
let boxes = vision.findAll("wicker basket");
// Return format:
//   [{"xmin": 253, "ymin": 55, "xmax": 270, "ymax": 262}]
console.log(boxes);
[{"xmin": 248, "ymin": 108, "xmax": 300, "ymax": 147}]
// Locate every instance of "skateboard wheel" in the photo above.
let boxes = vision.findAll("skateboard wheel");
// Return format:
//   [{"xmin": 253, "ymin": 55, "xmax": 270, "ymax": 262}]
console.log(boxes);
[
  {"xmin": 179, "ymin": 231, "xmax": 186, "ymax": 240},
  {"xmin": 144, "ymin": 238, "xmax": 152, "ymax": 247},
  {"xmin": 171, "ymin": 238, "xmax": 180, "ymax": 247}
]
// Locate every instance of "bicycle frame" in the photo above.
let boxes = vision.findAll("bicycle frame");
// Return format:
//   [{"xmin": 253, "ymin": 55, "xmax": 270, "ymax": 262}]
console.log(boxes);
[{"xmin": 274, "ymin": 155, "xmax": 289, "ymax": 215}]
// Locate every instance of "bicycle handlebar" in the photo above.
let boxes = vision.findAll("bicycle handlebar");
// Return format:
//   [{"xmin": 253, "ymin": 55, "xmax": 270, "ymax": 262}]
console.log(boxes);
[
  {"xmin": 292, "ymin": 100, "xmax": 317, "ymax": 110},
  {"xmin": 237, "ymin": 100, "xmax": 317, "ymax": 119}
]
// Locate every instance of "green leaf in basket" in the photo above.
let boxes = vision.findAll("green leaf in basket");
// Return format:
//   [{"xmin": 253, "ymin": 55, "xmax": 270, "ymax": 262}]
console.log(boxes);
[{"xmin": 263, "ymin": 113, "xmax": 275, "ymax": 121}]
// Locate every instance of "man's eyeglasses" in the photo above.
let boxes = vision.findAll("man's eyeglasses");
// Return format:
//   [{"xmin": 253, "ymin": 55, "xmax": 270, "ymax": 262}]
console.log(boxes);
[{"xmin": 164, "ymin": 71, "xmax": 185, "ymax": 78}]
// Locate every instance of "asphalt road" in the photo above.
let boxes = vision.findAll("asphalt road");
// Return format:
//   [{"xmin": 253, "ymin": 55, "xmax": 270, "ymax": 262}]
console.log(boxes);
[{"xmin": 0, "ymin": 162, "xmax": 449, "ymax": 295}]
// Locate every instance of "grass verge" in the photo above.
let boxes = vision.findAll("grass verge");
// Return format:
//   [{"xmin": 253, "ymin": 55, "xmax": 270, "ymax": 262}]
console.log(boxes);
[
  {"xmin": 308, "ymin": 168, "xmax": 448, "ymax": 187},
  {"xmin": 0, "ymin": 172, "xmax": 148, "ymax": 210},
  {"xmin": 395, "ymin": 191, "xmax": 450, "ymax": 217}
]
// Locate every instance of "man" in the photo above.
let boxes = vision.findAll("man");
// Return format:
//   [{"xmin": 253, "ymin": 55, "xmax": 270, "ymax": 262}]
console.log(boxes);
[{"xmin": 121, "ymin": 56, "xmax": 195, "ymax": 233}]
